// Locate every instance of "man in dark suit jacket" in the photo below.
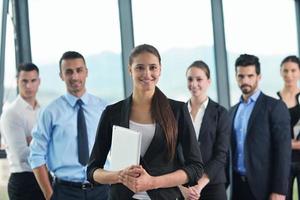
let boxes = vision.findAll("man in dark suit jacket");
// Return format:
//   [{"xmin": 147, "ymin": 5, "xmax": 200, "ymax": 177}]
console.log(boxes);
[{"xmin": 229, "ymin": 54, "xmax": 291, "ymax": 200}]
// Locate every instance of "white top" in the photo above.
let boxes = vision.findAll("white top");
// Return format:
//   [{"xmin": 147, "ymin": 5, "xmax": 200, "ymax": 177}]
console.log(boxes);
[
  {"xmin": 0, "ymin": 95, "xmax": 40, "ymax": 173},
  {"xmin": 187, "ymin": 98, "xmax": 209, "ymax": 140},
  {"xmin": 129, "ymin": 120, "xmax": 155, "ymax": 200},
  {"xmin": 294, "ymin": 95, "xmax": 300, "ymax": 139},
  {"xmin": 129, "ymin": 120, "xmax": 155, "ymax": 157},
  {"xmin": 294, "ymin": 119, "xmax": 300, "ymax": 139}
]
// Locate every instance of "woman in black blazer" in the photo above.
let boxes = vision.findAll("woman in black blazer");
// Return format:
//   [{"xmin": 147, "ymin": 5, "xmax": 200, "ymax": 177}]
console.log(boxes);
[
  {"xmin": 87, "ymin": 44, "xmax": 203, "ymax": 200},
  {"xmin": 277, "ymin": 55, "xmax": 300, "ymax": 200},
  {"xmin": 180, "ymin": 60, "xmax": 231, "ymax": 200}
]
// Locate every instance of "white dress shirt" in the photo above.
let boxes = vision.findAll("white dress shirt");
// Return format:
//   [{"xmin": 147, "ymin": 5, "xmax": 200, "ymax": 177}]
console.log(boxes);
[
  {"xmin": 187, "ymin": 98, "xmax": 209, "ymax": 140},
  {"xmin": 0, "ymin": 95, "xmax": 40, "ymax": 173}
]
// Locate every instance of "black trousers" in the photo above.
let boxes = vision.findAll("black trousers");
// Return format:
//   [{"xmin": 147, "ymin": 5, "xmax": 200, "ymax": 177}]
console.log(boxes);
[
  {"xmin": 8, "ymin": 171, "xmax": 44, "ymax": 200},
  {"xmin": 287, "ymin": 162, "xmax": 300, "ymax": 200},
  {"xmin": 51, "ymin": 180, "xmax": 109, "ymax": 200},
  {"xmin": 232, "ymin": 172, "xmax": 256, "ymax": 200},
  {"xmin": 200, "ymin": 183, "xmax": 227, "ymax": 200}
]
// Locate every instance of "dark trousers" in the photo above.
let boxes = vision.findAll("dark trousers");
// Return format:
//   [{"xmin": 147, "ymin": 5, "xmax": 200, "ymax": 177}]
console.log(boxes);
[
  {"xmin": 51, "ymin": 180, "xmax": 109, "ymax": 200},
  {"xmin": 287, "ymin": 162, "xmax": 300, "ymax": 200},
  {"xmin": 200, "ymin": 183, "xmax": 227, "ymax": 200},
  {"xmin": 8, "ymin": 171, "xmax": 44, "ymax": 200},
  {"xmin": 232, "ymin": 172, "xmax": 256, "ymax": 200}
]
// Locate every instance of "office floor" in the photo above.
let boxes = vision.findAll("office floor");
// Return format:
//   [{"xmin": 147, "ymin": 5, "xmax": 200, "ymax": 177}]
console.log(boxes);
[
  {"xmin": 1, "ymin": 186, "xmax": 298, "ymax": 200},
  {"xmin": 294, "ymin": 183, "xmax": 299, "ymax": 200},
  {"xmin": 0, "ymin": 186, "xmax": 8, "ymax": 200},
  {"xmin": 0, "ymin": 157, "xmax": 298, "ymax": 200},
  {"xmin": 0, "ymin": 159, "xmax": 9, "ymax": 200}
]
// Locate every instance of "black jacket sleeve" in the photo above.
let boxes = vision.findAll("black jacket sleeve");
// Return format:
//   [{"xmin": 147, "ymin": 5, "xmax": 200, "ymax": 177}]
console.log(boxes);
[
  {"xmin": 87, "ymin": 107, "xmax": 112, "ymax": 184},
  {"xmin": 270, "ymin": 100, "xmax": 291, "ymax": 194},
  {"xmin": 177, "ymin": 103, "xmax": 204, "ymax": 185},
  {"xmin": 204, "ymin": 107, "xmax": 231, "ymax": 181}
]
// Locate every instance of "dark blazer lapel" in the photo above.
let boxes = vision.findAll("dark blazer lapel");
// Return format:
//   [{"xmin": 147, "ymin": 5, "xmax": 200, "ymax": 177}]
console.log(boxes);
[
  {"xmin": 230, "ymin": 103, "xmax": 239, "ymax": 149},
  {"xmin": 119, "ymin": 95, "xmax": 152, "ymax": 166},
  {"xmin": 184, "ymin": 101, "xmax": 200, "ymax": 140},
  {"xmin": 121, "ymin": 95, "xmax": 164, "ymax": 164},
  {"xmin": 230, "ymin": 104, "xmax": 239, "ymax": 126},
  {"xmin": 246, "ymin": 93, "xmax": 264, "ymax": 134},
  {"xmin": 143, "ymin": 123, "xmax": 164, "ymax": 163},
  {"xmin": 199, "ymin": 99, "xmax": 215, "ymax": 142},
  {"xmin": 119, "ymin": 95, "xmax": 132, "ymax": 128}
]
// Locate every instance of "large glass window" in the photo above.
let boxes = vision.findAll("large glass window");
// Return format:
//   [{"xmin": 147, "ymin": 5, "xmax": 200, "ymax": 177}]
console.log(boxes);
[
  {"xmin": 3, "ymin": 2, "xmax": 16, "ymax": 105},
  {"xmin": 1, "ymin": 2, "xmax": 14, "ymax": 200},
  {"xmin": 29, "ymin": 0, "xmax": 123, "ymax": 105},
  {"xmin": 132, "ymin": 0, "xmax": 217, "ymax": 102},
  {"xmin": 223, "ymin": 0, "xmax": 298, "ymax": 104}
]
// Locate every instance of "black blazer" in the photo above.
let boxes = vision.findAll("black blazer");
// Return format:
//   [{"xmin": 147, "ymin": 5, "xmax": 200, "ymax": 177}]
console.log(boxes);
[
  {"xmin": 87, "ymin": 96, "xmax": 203, "ymax": 200},
  {"xmin": 189, "ymin": 99, "xmax": 230, "ymax": 185},
  {"xmin": 229, "ymin": 92, "xmax": 291, "ymax": 200}
]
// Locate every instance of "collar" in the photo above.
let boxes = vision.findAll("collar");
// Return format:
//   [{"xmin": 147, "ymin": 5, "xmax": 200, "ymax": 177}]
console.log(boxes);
[
  {"xmin": 239, "ymin": 89, "xmax": 261, "ymax": 104},
  {"xmin": 187, "ymin": 97, "xmax": 209, "ymax": 113},
  {"xmin": 64, "ymin": 92, "xmax": 89, "ymax": 108},
  {"xmin": 16, "ymin": 95, "xmax": 40, "ymax": 110}
]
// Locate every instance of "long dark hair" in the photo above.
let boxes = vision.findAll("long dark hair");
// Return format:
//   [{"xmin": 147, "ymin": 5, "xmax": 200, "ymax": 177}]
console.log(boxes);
[
  {"xmin": 152, "ymin": 87, "xmax": 178, "ymax": 160},
  {"xmin": 129, "ymin": 44, "xmax": 177, "ymax": 160}
]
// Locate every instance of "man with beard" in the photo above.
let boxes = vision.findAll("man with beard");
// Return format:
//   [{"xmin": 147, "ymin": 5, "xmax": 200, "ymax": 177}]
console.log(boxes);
[
  {"xmin": 29, "ymin": 51, "xmax": 109, "ymax": 200},
  {"xmin": 229, "ymin": 54, "xmax": 291, "ymax": 200}
]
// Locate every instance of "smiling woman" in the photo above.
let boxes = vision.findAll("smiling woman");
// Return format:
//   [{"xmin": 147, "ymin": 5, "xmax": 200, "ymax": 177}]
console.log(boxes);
[
  {"xmin": 277, "ymin": 56, "xmax": 300, "ymax": 200},
  {"xmin": 128, "ymin": 46, "xmax": 161, "ymax": 95},
  {"xmin": 87, "ymin": 44, "xmax": 204, "ymax": 200},
  {"xmin": 179, "ymin": 60, "xmax": 230, "ymax": 200}
]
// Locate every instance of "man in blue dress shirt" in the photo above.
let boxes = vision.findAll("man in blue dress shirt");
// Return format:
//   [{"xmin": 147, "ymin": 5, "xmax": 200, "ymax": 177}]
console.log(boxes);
[
  {"xmin": 229, "ymin": 54, "xmax": 291, "ymax": 200},
  {"xmin": 29, "ymin": 51, "xmax": 109, "ymax": 200}
]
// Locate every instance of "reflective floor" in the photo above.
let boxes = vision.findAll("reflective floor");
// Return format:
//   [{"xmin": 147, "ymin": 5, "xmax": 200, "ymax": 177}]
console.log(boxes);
[
  {"xmin": 0, "ymin": 158, "xmax": 298, "ymax": 200},
  {"xmin": 0, "ymin": 159, "xmax": 9, "ymax": 200}
]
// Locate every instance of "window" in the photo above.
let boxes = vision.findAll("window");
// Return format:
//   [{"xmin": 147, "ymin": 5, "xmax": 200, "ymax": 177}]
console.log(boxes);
[
  {"xmin": 132, "ymin": 0, "xmax": 217, "ymax": 102},
  {"xmin": 29, "ymin": 0, "xmax": 124, "ymax": 105},
  {"xmin": 223, "ymin": 0, "xmax": 298, "ymax": 104},
  {"xmin": 3, "ymin": 2, "xmax": 16, "ymax": 105}
]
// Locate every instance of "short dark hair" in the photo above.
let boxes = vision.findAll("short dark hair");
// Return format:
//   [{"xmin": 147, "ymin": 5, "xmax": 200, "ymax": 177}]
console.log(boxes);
[
  {"xmin": 16, "ymin": 62, "xmax": 39, "ymax": 78},
  {"xmin": 186, "ymin": 60, "xmax": 210, "ymax": 79},
  {"xmin": 235, "ymin": 54, "xmax": 260, "ymax": 75},
  {"xmin": 280, "ymin": 55, "xmax": 300, "ymax": 69},
  {"xmin": 59, "ymin": 51, "xmax": 86, "ymax": 72}
]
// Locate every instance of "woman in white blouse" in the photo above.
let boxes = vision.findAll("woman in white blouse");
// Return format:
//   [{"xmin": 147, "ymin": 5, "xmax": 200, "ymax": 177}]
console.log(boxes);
[{"xmin": 180, "ymin": 60, "xmax": 231, "ymax": 200}]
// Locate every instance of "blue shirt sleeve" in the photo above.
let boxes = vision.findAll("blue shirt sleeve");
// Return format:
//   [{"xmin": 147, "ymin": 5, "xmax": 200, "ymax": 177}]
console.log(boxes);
[{"xmin": 29, "ymin": 108, "xmax": 52, "ymax": 169}]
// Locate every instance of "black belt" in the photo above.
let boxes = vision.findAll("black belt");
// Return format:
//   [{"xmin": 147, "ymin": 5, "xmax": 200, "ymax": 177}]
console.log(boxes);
[
  {"xmin": 55, "ymin": 178, "xmax": 98, "ymax": 190},
  {"xmin": 239, "ymin": 175, "xmax": 247, "ymax": 182},
  {"xmin": 233, "ymin": 172, "xmax": 248, "ymax": 182}
]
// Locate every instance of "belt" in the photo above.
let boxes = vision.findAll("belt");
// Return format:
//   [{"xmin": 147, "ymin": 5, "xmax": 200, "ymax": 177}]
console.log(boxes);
[
  {"xmin": 239, "ymin": 175, "xmax": 247, "ymax": 182},
  {"xmin": 233, "ymin": 172, "xmax": 248, "ymax": 182},
  {"xmin": 55, "ymin": 178, "xmax": 96, "ymax": 190}
]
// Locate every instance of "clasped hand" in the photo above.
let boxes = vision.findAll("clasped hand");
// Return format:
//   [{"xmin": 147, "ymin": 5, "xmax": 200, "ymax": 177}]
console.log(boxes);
[
  {"xmin": 118, "ymin": 165, "xmax": 154, "ymax": 193},
  {"xmin": 180, "ymin": 185, "xmax": 201, "ymax": 200}
]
